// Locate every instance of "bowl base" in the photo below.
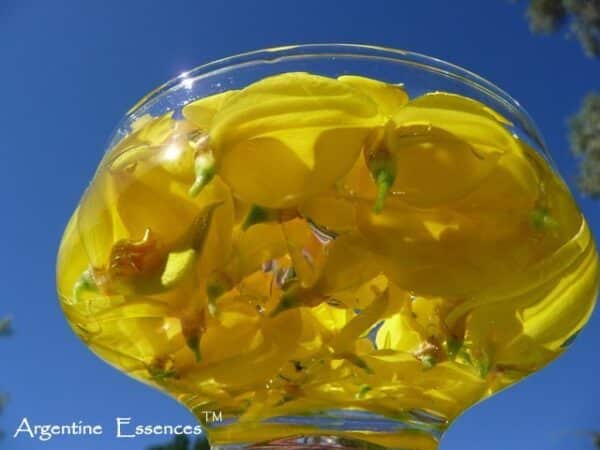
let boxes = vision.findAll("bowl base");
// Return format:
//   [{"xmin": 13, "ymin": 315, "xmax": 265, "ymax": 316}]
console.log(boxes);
[
  {"xmin": 205, "ymin": 409, "xmax": 444, "ymax": 450},
  {"xmin": 214, "ymin": 435, "xmax": 397, "ymax": 450}
]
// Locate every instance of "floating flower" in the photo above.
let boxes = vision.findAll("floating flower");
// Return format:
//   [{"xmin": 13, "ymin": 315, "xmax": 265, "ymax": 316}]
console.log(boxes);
[{"xmin": 208, "ymin": 72, "xmax": 384, "ymax": 208}]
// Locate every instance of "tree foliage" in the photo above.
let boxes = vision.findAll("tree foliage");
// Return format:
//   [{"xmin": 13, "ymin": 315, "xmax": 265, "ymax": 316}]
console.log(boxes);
[
  {"xmin": 520, "ymin": 1, "xmax": 600, "ymax": 197},
  {"xmin": 0, "ymin": 318, "xmax": 12, "ymax": 337},
  {"xmin": 594, "ymin": 432, "xmax": 600, "ymax": 449},
  {"xmin": 569, "ymin": 92, "xmax": 600, "ymax": 196},
  {"xmin": 525, "ymin": 0, "xmax": 600, "ymax": 56}
]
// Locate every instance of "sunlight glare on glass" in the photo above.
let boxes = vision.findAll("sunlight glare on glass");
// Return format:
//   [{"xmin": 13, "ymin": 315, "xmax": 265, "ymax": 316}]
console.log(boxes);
[
  {"xmin": 180, "ymin": 71, "xmax": 194, "ymax": 90},
  {"xmin": 163, "ymin": 143, "xmax": 182, "ymax": 162}
]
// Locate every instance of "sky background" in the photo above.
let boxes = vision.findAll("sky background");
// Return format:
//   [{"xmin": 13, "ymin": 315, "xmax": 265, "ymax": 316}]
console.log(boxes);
[{"xmin": 1, "ymin": 1, "xmax": 599, "ymax": 449}]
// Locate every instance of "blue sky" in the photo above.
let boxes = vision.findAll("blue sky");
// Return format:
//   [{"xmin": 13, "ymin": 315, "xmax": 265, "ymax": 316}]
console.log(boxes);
[{"xmin": 1, "ymin": 1, "xmax": 599, "ymax": 449}]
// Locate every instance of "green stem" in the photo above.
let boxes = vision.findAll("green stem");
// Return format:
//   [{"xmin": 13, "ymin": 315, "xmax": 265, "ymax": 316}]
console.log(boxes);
[{"xmin": 373, "ymin": 169, "xmax": 394, "ymax": 214}]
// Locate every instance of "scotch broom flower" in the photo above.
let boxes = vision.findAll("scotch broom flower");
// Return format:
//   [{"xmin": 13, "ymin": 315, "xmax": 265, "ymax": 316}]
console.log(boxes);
[{"xmin": 208, "ymin": 72, "xmax": 384, "ymax": 208}]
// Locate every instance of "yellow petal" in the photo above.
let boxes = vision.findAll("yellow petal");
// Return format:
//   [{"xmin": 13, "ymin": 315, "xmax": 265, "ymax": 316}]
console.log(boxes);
[
  {"xmin": 77, "ymin": 165, "xmax": 126, "ymax": 268},
  {"xmin": 521, "ymin": 228, "xmax": 598, "ymax": 350},
  {"xmin": 409, "ymin": 92, "xmax": 512, "ymax": 125},
  {"xmin": 338, "ymin": 75, "xmax": 409, "ymax": 117},
  {"xmin": 211, "ymin": 72, "xmax": 379, "ymax": 147},
  {"xmin": 455, "ymin": 147, "xmax": 540, "ymax": 212},
  {"xmin": 281, "ymin": 218, "xmax": 328, "ymax": 288},
  {"xmin": 229, "ymin": 222, "xmax": 288, "ymax": 279},
  {"xmin": 105, "ymin": 113, "xmax": 176, "ymax": 163},
  {"xmin": 137, "ymin": 113, "xmax": 175, "ymax": 144},
  {"xmin": 393, "ymin": 92, "xmax": 519, "ymax": 158},
  {"xmin": 160, "ymin": 249, "xmax": 196, "ymax": 288},
  {"xmin": 57, "ymin": 209, "xmax": 94, "ymax": 303},
  {"xmin": 385, "ymin": 125, "xmax": 500, "ymax": 207},
  {"xmin": 375, "ymin": 313, "xmax": 422, "ymax": 353},
  {"xmin": 299, "ymin": 192, "xmax": 357, "ymax": 234},
  {"xmin": 315, "ymin": 232, "xmax": 380, "ymax": 295},
  {"xmin": 182, "ymin": 91, "xmax": 236, "ymax": 130}
]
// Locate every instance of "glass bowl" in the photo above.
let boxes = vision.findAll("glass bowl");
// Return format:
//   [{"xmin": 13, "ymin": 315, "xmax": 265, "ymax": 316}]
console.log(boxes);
[{"xmin": 56, "ymin": 44, "xmax": 599, "ymax": 450}]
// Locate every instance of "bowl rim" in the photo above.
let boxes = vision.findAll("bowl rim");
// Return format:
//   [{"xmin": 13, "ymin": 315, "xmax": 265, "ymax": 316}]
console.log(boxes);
[{"xmin": 125, "ymin": 43, "xmax": 547, "ymax": 152}]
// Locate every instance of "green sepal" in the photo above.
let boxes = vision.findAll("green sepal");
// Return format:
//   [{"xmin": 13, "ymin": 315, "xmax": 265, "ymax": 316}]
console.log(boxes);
[
  {"xmin": 368, "ymin": 151, "xmax": 396, "ymax": 214},
  {"xmin": 446, "ymin": 337, "xmax": 463, "ymax": 359},
  {"xmin": 421, "ymin": 355, "xmax": 437, "ymax": 370},
  {"xmin": 341, "ymin": 353, "xmax": 374, "ymax": 374},
  {"xmin": 477, "ymin": 353, "xmax": 492, "ymax": 378},
  {"xmin": 374, "ymin": 169, "xmax": 395, "ymax": 214},
  {"xmin": 186, "ymin": 334, "xmax": 202, "ymax": 362},
  {"xmin": 531, "ymin": 207, "xmax": 558, "ymax": 230},
  {"xmin": 242, "ymin": 205, "xmax": 270, "ymax": 231},
  {"xmin": 72, "ymin": 269, "xmax": 98, "ymax": 303},
  {"xmin": 269, "ymin": 290, "xmax": 300, "ymax": 317},
  {"xmin": 207, "ymin": 279, "xmax": 227, "ymax": 316},
  {"xmin": 355, "ymin": 384, "xmax": 372, "ymax": 399},
  {"xmin": 189, "ymin": 152, "xmax": 216, "ymax": 197}
]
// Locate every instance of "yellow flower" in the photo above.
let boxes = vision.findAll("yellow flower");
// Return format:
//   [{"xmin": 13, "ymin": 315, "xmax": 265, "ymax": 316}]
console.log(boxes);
[
  {"xmin": 356, "ymin": 92, "xmax": 547, "ymax": 296},
  {"xmin": 378, "ymin": 124, "xmax": 500, "ymax": 208},
  {"xmin": 363, "ymin": 92, "xmax": 520, "ymax": 210},
  {"xmin": 208, "ymin": 72, "xmax": 383, "ymax": 208}
]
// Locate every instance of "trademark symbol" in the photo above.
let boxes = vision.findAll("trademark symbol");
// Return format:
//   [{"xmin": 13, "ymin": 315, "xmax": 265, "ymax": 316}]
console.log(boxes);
[{"xmin": 200, "ymin": 410, "xmax": 223, "ymax": 423}]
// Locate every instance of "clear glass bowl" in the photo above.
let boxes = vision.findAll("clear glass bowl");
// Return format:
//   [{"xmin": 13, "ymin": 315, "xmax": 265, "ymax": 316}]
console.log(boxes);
[{"xmin": 56, "ymin": 44, "xmax": 599, "ymax": 450}]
